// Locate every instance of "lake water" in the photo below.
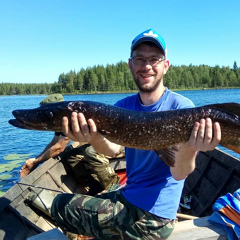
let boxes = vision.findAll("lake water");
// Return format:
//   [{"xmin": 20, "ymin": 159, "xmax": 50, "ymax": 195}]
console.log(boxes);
[{"xmin": 1, "ymin": 89, "xmax": 240, "ymax": 195}]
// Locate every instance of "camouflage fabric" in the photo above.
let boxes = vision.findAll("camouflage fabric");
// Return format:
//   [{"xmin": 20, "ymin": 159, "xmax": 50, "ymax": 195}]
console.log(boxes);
[
  {"xmin": 84, "ymin": 145, "xmax": 120, "ymax": 189},
  {"xmin": 51, "ymin": 190, "xmax": 175, "ymax": 240},
  {"xmin": 60, "ymin": 144, "xmax": 93, "ymax": 185},
  {"xmin": 58, "ymin": 144, "xmax": 120, "ymax": 194}
]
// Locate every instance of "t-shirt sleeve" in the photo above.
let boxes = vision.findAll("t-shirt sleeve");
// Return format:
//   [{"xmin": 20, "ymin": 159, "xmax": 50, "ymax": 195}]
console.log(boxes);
[{"xmin": 170, "ymin": 94, "xmax": 195, "ymax": 110}]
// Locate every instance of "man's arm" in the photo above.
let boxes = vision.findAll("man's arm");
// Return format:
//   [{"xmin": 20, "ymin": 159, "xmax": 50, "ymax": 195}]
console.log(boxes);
[
  {"xmin": 170, "ymin": 118, "xmax": 221, "ymax": 180},
  {"xmin": 20, "ymin": 135, "xmax": 71, "ymax": 178},
  {"xmin": 35, "ymin": 136, "xmax": 71, "ymax": 162},
  {"xmin": 37, "ymin": 134, "xmax": 60, "ymax": 156}
]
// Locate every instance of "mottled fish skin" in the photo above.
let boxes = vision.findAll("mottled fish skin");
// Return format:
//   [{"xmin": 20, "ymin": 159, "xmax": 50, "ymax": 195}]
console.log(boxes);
[{"xmin": 9, "ymin": 101, "xmax": 240, "ymax": 166}]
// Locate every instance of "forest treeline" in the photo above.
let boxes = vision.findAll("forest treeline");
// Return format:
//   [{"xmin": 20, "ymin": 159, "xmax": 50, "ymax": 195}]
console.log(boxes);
[{"xmin": 1, "ymin": 61, "xmax": 240, "ymax": 95}]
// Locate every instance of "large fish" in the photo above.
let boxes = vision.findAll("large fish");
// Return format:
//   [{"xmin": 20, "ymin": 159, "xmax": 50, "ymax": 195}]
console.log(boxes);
[{"xmin": 9, "ymin": 101, "xmax": 240, "ymax": 166}]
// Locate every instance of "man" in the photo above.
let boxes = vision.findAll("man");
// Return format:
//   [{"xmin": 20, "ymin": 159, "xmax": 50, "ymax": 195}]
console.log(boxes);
[
  {"xmin": 21, "ymin": 94, "xmax": 120, "ymax": 195},
  {"xmin": 49, "ymin": 29, "xmax": 221, "ymax": 239},
  {"xmin": 20, "ymin": 94, "xmax": 72, "ymax": 178}
]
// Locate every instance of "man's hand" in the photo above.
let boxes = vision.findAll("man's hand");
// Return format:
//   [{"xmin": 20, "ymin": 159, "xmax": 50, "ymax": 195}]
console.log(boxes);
[
  {"xmin": 62, "ymin": 112, "xmax": 122, "ymax": 157},
  {"xmin": 187, "ymin": 118, "xmax": 221, "ymax": 152},
  {"xmin": 171, "ymin": 118, "xmax": 221, "ymax": 180},
  {"xmin": 20, "ymin": 158, "xmax": 38, "ymax": 178},
  {"xmin": 62, "ymin": 112, "xmax": 104, "ymax": 145}
]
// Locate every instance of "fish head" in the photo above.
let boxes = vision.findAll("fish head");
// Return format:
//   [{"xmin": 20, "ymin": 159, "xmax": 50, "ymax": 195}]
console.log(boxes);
[{"xmin": 9, "ymin": 101, "xmax": 72, "ymax": 132}]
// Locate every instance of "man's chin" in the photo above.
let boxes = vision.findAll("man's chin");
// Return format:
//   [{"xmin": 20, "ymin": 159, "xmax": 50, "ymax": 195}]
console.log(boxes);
[
  {"xmin": 134, "ymin": 78, "xmax": 161, "ymax": 92},
  {"xmin": 138, "ymin": 85, "xmax": 155, "ymax": 93},
  {"xmin": 138, "ymin": 81, "xmax": 163, "ymax": 93}
]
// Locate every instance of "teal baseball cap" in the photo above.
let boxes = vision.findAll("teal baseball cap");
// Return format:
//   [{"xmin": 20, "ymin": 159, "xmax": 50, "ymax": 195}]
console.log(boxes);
[{"xmin": 131, "ymin": 29, "xmax": 167, "ymax": 56}]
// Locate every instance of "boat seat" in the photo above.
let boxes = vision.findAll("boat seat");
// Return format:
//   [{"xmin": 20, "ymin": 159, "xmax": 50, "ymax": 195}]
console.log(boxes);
[{"xmin": 168, "ymin": 216, "xmax": 227, "ymax": 240}]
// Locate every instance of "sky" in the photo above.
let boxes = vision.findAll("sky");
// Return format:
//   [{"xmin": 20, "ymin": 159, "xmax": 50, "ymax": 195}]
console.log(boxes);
[{"xmin": 1, "ymin": 0, "xmax": 239, "ymax": 84}]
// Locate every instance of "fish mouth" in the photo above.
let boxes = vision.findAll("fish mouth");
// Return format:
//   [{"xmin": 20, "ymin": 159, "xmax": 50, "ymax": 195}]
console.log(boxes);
[
  {"xmin": 8, "ymin": 119, "xmax": 33, "ymax": 130},
  {"xmin": 9, "ymin": 118, "xmax": 49, "ymax": 131}
]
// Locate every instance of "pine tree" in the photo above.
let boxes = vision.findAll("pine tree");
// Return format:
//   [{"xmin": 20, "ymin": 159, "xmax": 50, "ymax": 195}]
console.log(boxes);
[{"xmin": 233, "ymin": 61, "xmax": 238, "ymax": 71}]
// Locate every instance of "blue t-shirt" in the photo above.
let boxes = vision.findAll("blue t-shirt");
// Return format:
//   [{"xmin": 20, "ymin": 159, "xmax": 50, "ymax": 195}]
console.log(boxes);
[{"xmin": 115, "ymin": 88, "xmax": 194, "ymax": 219}]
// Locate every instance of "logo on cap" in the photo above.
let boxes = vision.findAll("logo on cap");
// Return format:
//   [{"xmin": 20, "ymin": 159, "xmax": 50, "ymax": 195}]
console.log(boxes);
[{"xmin": 143, "ymin": 30, "xmax": 158, "ymax": 38}]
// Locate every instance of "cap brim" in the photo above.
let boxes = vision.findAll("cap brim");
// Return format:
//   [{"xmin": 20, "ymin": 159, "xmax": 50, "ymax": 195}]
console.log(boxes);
[{"xmin": 131, "ymin": 37, "xmax": 165, "ymax": 56}]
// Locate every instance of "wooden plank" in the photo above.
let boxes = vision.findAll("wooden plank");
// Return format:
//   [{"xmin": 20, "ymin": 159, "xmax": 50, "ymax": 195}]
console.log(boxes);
[
  {"xmin": 48, "ymin": 161, "xmax": 77, "ymax": 193},
  {"xmin": 15, "ymin": 201, "xmax": 40, "ymax": 224},
  {"xmin": 33, "ymin": 173, "xmax": 63, "ymax": 195},
  {"xmin": 10, "ymin": 192, "xmax": 25, "ymax": 210},
  {"xmin": 168, "ymin": 217, "xmax": 227, "ymax": 240},
  {"xmin": 0, "ymin": 158, "xmax": 61, "ymax": 211},
  {"xmin": 0, "ymin": 183, "xmax": 23, "ymax": 208},
  {"xmin": 34, "ymin": 216, "xmax": 56, "ymax": 232},
  {"xmin": 27, "ymin": 228, "xmax": 69, "ymax": 240},
  {"xmin": 19, "ymin": 158, "xmax": 60, "ymax": 192}
]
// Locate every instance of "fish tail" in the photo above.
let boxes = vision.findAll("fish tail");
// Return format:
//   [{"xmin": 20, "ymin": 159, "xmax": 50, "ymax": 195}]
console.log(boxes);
[
  {"xmin": 207, "ymin": 103, "xmax": 240, "ymax": 155},
  {"xmin": 208, "ymin": 103, "xmax": 240, "ymax": 117}
]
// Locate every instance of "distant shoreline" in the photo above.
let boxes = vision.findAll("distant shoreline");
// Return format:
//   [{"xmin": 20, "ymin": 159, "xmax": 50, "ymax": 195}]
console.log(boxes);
[{"xmin": 1, "ymin": 87, "xmax": 240, "ymax": 97}]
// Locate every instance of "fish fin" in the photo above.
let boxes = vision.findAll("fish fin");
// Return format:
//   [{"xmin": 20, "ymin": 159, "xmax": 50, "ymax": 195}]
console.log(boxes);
[
  {"xmin": 220, "ymin": 139, "xmax": 240, "ymax": 154},
  {"xmin": 207, "ymin": 103, "xmax": 240, "ymax": 117},
  {"xmin": 155, "ymin": 146, "xmax": 178, "ymax": 167}
]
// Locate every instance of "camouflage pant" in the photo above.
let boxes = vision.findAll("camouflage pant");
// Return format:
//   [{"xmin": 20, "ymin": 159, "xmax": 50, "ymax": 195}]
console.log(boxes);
[
  {"xmin": 59, "ymin": 144, "xmax": 120, "ymax": 193},
  {"xmin": 51, "ymin": 190, "xmax": 175, "ymax": 240}
]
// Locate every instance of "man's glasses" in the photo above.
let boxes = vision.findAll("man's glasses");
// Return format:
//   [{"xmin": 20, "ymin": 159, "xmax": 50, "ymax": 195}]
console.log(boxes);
[{"xmin": 131, "ymin": 56, "xmax": 165, "ymax": 67}]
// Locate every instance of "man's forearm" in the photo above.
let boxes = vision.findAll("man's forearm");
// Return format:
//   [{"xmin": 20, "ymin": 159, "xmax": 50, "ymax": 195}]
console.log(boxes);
[
  {"xmin": 170, "ymin": 144, "xmax": 197, "ymax": 181},
  {"xmin": 91, "ymin": 137, "xmax": 122, "ymax": 158},
  {"xmin": 35, "ymin": 138, "xmax": 71, "ymax": 164}
]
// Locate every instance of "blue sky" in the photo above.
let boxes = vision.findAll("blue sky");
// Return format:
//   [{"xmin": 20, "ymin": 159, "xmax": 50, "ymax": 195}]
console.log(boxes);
[{"xmin": 1, "ymin": 0, "xmax": 239, "ymax": 84}]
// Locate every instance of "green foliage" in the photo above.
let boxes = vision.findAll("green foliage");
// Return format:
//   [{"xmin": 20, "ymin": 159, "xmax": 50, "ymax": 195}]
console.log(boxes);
[{"xmin": 1, "ymin": 61, "xmax": 240, "ymax": 95}]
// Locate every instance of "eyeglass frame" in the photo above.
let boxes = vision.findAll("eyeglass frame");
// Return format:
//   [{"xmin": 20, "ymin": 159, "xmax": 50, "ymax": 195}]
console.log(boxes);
[{"xmin": 130, "ymin": 56, "xmax": 166, "ymax": 67}]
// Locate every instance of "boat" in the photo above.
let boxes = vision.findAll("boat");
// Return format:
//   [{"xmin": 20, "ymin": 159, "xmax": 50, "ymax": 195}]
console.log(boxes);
[{"xmin": 0, "ymin": 147, "xmax": 239, "ymax": 240}]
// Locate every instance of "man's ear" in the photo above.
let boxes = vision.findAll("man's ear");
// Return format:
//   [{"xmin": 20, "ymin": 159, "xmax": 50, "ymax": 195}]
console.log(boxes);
[{"xmin": 163, "ymin": 59, "xmax": 170, "ymax": 75}]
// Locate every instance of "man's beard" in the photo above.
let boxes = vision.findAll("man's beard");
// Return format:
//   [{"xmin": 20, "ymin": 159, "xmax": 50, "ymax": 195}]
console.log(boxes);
[{"xmin": 134, "ymin": 77, "xmax": 162, "ymax": 93}]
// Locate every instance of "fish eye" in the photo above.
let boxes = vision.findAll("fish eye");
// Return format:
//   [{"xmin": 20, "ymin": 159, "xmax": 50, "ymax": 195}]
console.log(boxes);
[{"xmin": 46, "ymin": 111, "xmax": 53, "ymax": 118}]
